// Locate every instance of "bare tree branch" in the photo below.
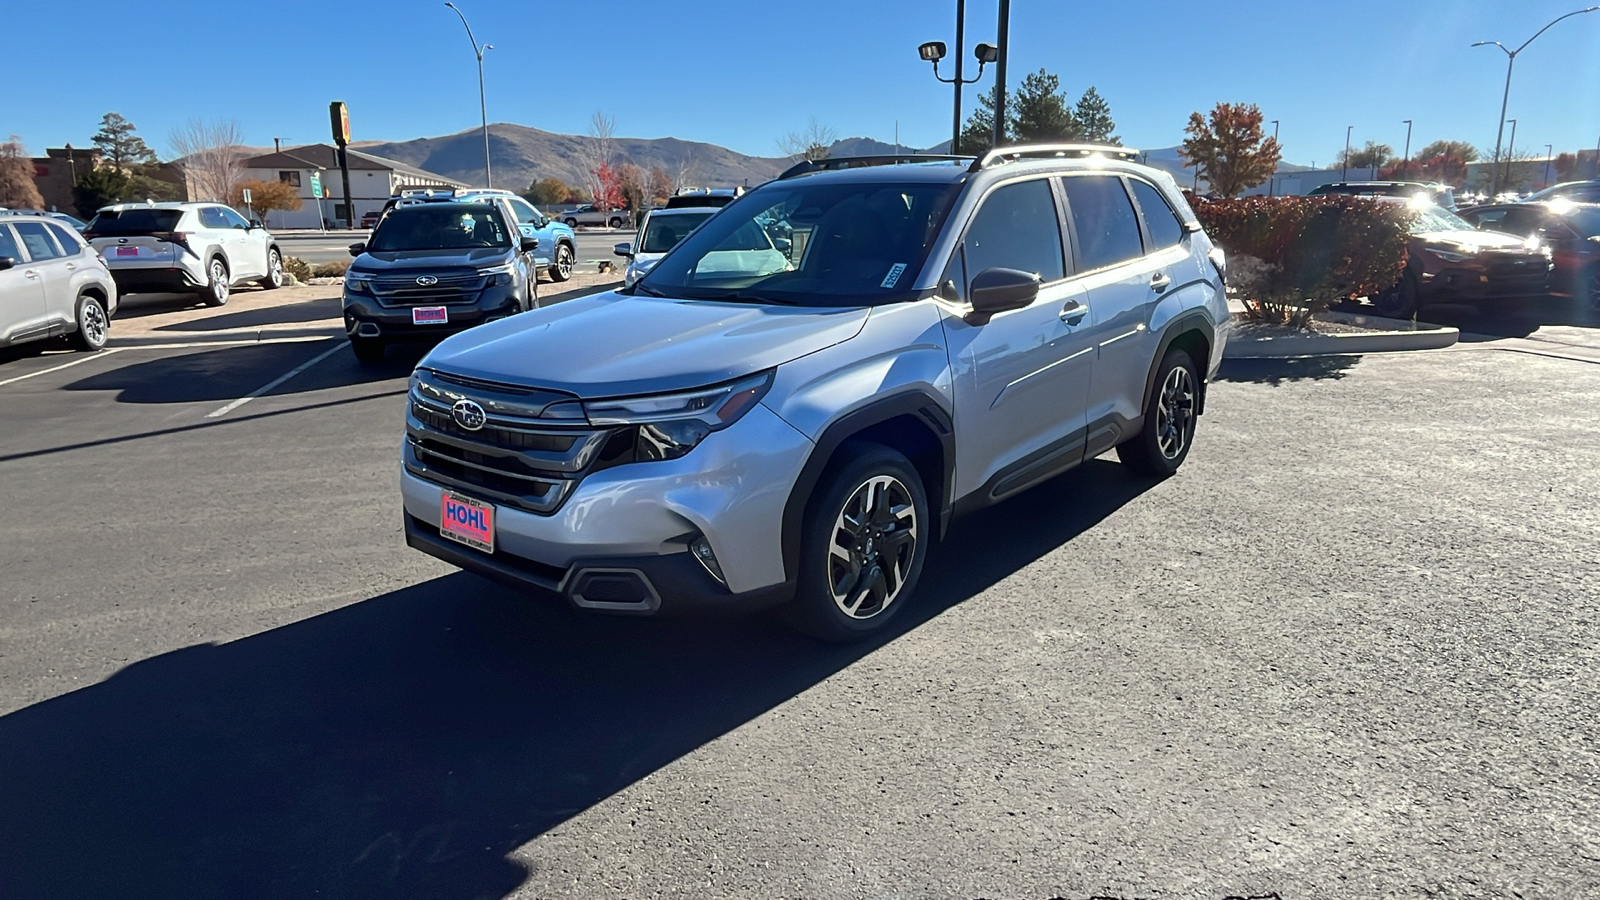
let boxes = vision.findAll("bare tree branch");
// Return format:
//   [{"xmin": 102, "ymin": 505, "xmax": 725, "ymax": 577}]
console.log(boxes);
[
  {"xmin": 777, "ymin": 117, "xmax": 837, "ymax": 162},
  {"xmin": 580, "ymin": 111, "xmax": 617, "ymax": 208},
  {"xmin": 169, "ymin": 118, "xmax": 246, "ymax": 202}
]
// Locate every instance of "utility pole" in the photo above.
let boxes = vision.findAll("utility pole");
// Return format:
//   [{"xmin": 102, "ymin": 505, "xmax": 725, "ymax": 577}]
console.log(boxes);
[
  {"xmin": 992, "ymin": 0, "xmax": 1010, "ymax": 150},
  {"xmin": 1401, "ymin": 120, "xmax": 1413, "ymax": 180}
]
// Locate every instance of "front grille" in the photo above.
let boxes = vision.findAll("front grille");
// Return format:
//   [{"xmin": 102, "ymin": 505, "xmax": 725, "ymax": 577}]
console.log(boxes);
[
  {"xmin": 405, "ymin": 370, "xmax": 618, "ymax": 515},
  {"xmin": 371, "ymin": 272, "xmax": 487, "ymax": 306}
]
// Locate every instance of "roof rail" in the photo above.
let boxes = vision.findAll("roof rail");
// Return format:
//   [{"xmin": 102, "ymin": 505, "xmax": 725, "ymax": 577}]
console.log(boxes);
[
  {"xmin": 777, "ymin": 154, "xmax": 973, "ymax": 180},
  {"xmin": 971, "ymin": 143, "xmax": 1141, "ymax": 171}
]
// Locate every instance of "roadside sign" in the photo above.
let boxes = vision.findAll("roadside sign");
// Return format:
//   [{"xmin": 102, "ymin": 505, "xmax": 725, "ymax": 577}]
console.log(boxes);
[
  {"xmin": 310, "ymin": 171, "xmax": 323, "ymax": 199},
  {"xmin": 330, "ymin": 101, "xmax": 350, "ymax": 147},
  {"xmin": 241, "ymin": 188, "xmax": 252, "ymax": 204}
]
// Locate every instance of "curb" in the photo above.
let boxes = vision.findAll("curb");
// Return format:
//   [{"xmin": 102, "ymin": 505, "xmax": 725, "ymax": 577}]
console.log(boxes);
[{"xmin": 1224, "ymin": 311, "xmax": 1459, "ymax": 358}]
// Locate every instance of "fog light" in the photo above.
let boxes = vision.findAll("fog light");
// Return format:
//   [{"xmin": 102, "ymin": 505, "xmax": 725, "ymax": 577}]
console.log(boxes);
[{"xmin": 690, "ymin": 535, "xmax": 725, "ymax": 585}]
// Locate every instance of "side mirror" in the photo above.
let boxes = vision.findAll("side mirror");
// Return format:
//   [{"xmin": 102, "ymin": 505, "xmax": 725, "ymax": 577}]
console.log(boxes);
[
  {"xmin": 535, "ymin": 217, "xmax": 548, "ymax": 229},
  {"xmin": 965, "ymin": 267, "xmax": 1041, "ymax": 324},
  {"xmin": 0, "ymin": 256, "xmax": 14, "ymax": 271},
  {"xmin": 348, "ymin": 242, "xmax": 366, "ymax": 257},
  {"xmin": 520, "ymin": 236, "xmax": 539, "ymax": 252},
  {"xmin": 613, "ymin": 242, "xmax": 634, "ymax": 258}
]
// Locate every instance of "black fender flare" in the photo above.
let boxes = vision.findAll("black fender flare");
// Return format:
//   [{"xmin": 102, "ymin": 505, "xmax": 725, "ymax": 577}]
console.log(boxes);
[
  {"xmin": 1143, "ymin": 311, "xmax": 1216, "ymax": 415},
  {"xmin": 779, "ymin": 390, "xmax": 955, "ymax": 583}
]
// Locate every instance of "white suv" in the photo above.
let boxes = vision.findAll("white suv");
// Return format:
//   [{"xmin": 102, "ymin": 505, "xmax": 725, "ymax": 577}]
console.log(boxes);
[
  {"xmin": 85, "ymin": 202, "xmax": 285, "ymax": 306},
  {"xmin": 0, "ymin": 214, "xmax": 118, "ymax": 352}
]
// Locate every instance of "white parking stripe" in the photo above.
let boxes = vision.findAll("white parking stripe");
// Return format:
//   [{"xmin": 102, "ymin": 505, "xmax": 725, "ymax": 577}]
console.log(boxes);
[
  {"xmin": 0, "ymin": 349, "xmax": 125, "ymax": 389},
  {"xmin": 204, "ymin": 340, "xmax": 346, "ymax": 419}
]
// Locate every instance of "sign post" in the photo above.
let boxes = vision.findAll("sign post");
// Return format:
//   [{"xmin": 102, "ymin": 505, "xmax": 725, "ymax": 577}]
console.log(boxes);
[
  {"xmin": 330, "ymin": 101, "xmax": 355, "ymax": 229},
  {"xmin": 310, "ymin": 171, "xmax": 327, "ymax": 233}
]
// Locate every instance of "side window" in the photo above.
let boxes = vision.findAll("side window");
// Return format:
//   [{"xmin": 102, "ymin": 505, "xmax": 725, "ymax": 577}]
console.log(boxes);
[
  {"xmin": 13, "ymin": 222, "xmax": 64, "ymax": 261},
  {"xmin": 940, "ymin": 245, "xmax": 968, "ymax": 302},
  {"xmin": 198, "ymin": 207, "xmax": 231, "ymax": 229},
  {"xmin": 962, "ymin": 179, "xmax": 1065, "ymax": 286},
  {"xmin": 47, "ymin": 223, "xmax": 85, "ymax": 255},
  {"xmin": 1497, "ymin": 208, "xmax": 1542, "ymax": 238},
  {"xmin": 0, "ymin": 225, "xmax": 21, "ymax": 262},
  {"xmin": 219, "ymin": 208, "xmax": 252, "ymax": 230},
  {"xmin": 508, "ymin": 197, "xmax": 541, "ymax": 225},
  {"xmin": 1061, "ymin": 176, "xmax": 1145, "ymax": 271},
  {"xmin": 1129, "ymin": 179, "xmax": 1184, "ymax": 250}
]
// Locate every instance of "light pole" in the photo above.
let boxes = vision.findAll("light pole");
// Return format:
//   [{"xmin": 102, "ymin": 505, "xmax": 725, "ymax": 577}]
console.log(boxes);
[
  {"xmin": 1472, "ymin": 6, "xmax": 1600, "ymax": 195},
  {"xmin": 992, "ymin": 0, "xmax": 1011, "ymax": 150},
  {"xmin": 445, "ymin": 2, "xmax": 494, "ymax": 188},
  {"xmin": 917, "ymin": 0, "xmax": 996, "ymax": 155},
  {"xmin": 1269, "ymin": 119, "xmax": 1280, "ymax": 196},
  {"xmin": 1342, "ymin": 125, "xmax": 1353, "ymax": 180},
  {"xmin": 1401, "ymin": 120, "xmax": 1413, "ymax": 180},
  {"xmin": 1504, "ymin": 118, "xmax": 1519, "ymax": 192}
]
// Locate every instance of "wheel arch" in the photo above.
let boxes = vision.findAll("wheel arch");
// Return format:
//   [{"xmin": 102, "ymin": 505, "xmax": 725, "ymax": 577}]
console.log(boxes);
[
  {"xmin": 780, "ymin": 391, "xmax": 954, "ymax": 583},
  {"xmin": 1144, "ymin": 312, "xmax": 1214, "ymax": 416}
]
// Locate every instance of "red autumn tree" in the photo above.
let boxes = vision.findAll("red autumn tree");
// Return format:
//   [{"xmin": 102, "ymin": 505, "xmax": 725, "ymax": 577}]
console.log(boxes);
[{"xmin": 1179, "ymin": 103, "xmax": 1282, "ymax": 198}]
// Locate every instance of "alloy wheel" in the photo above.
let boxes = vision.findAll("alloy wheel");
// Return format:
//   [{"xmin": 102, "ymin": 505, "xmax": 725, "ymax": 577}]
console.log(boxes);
[
  {"xmin": 81, "ymin": 300, "xmax": 107, "ymax": 347},
  {"xmin": 557, "ymin": 245, "xmax": 573, "ymax": 279},
  {"xmin": 1156, "ymin": 365, "xmax": 1196, "ymax": 460},
  {"xmin": 211, "ymin": 260, "xmax": 229, "ymax": 304},
  {"xmin": 267, "ymin": 250, "xmax": 284, "ymax": 287},
  {"xmin": 827, "ymin": 475, "xmax": 918, "ymax": 620}
]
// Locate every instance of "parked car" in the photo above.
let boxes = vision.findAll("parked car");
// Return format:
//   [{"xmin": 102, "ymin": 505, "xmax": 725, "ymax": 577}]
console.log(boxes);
[
  {"xmin": 360, "ymin": 209, "xmax": 383, "ymax": 229},
  {"xmin": 1309, "ymin": 181, "xmax": 1457, "ymax": 209},
  {"xmin": 83, "ymin": 202, "xmax": 285, "ymax": 306},
  {"xmin": 1458, "ymin": 201, "xmax": 1600, "ymax": 310},
  {"xmin": 0, "ymin": 210, "xmax": 89, "ymax": 231},
  {"xmin": 342, "ymin": 195, "xmax": 541, "ymax": 363},
  {"xmin": 1521, "ymin": 180, "xmax": 1600, "ymax": 204},
  {"xmin": 664, "ymin": 188, "xmax": 746, "ymax": 209},
  {"xmin": 388, "ymin": 188, "xmax": 577, "ymax": 282},
  {"xmin": 613, "ymin": 207, "xmax": 720, "ymax": 286},
  {"xmin": 1369, "ymin": 199, "xmax": 1552, "ymax": 317},
  {"xmin": 0, "ymin": 214, "xmax": 117, "ymax": 353},
  {"xmin": 559, "ymin": 204, "xmax": 630, "ymax": 229},
  {"xmin": 397, "ymin": 145, "xmax": 1230, "ymax": 640}
]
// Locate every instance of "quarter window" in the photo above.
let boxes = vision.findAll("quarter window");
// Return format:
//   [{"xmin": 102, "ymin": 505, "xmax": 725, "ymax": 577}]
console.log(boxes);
[
  {"xmin": 46, "ymin": 223, "xmax": 85, "ymax": 255},
  {"xmin": 198, "ymin": 207, "xmax": 231, "ymax": 229},
  {"xmin": 1062, "ymin": 176, "xmax": 1145, "ymax": 271},
  {"xmin": 963, "ymin": 179, "xmax": 1065, "ymax": 285},
  {"xmin": 13, "ymin": 221, "xmax": 64, "ymax": 261},
  {"xmin": 1130, "ymin": 179, "xmax": 1184, "ymax": 250}
]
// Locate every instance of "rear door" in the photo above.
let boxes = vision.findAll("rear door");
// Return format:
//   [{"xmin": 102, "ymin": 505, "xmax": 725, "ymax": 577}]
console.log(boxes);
[
  {"xmin": 45, "ymin": 222, "xmax": 94, "ymax": 327},
  {"xmin": 212, "ymin": 206, "xmax": 264, "ymax": 279},
  {"xmin": 0, "ymin": 223, "xmax": 52, "ymax": 343}
]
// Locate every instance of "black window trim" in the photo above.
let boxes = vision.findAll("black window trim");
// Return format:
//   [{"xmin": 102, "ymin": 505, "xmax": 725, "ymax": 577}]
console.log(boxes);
[
  {"xmin": 1126, "ymin": 175, "xmax": 1188, "ymax": 253},
  {"xmin": 1056, "ymin": 172, "xmax": 1150, "ymax": 278}
]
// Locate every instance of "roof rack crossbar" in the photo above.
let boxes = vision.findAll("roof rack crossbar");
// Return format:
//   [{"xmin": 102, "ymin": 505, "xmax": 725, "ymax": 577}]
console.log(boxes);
[
  {"xmin": 778, "ymin": 154, "xmax": 974, "ymax": 180},
  {"xmin": 971, "ymin": 143, "xmax": 1141, "ymax": 171}
]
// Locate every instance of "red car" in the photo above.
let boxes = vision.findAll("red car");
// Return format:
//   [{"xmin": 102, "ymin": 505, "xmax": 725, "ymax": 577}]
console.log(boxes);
[
  {"xmin": 1458, "ymin": 202, "xmax": 1600, "ymax": 312},
  {"xmin": 1370, "ymin": 200, "xmax": 1553, "ymax": 317},
  {"xmin": 359, "ymin": 209, "xmax": 382, "ymax": 230}
]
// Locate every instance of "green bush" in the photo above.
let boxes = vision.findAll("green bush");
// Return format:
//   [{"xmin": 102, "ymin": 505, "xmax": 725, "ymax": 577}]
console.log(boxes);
[
  {"xmin": 282, "ymin": 256, "xmax": 312, "ymax": 282},
  {"xmin": 310, "ymin": 260, "xmax": 349, "ymax": 278},
  {"xmin": 1195, "ymin": 196, "xmax": 1411, "ymax": 328}
]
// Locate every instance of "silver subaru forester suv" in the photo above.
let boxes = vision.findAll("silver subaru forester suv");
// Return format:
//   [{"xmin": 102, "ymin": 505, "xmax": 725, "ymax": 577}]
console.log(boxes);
[{"xmin": 400, "ymin": 146, "xmax": 1230, "ymax": 641}]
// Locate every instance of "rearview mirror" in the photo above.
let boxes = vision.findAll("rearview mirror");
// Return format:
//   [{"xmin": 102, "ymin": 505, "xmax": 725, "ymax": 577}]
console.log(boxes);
[
  {"xmin": 520, "ymin": 236, "xmax": 540, "ymax": 252},
  {"xmin": 348, "ymin": 243, "xmax": 366, "ymax": 257},
  {"xmin": 0, "ymin": 256, "xmax": 14, "ymax": 271},
  {"xmin": 966, "ymin": 267, "xmax": 1041, "ymax": 324},
  {"xmin": 613, "ymin": 242, "xmax": 633, "ymax": 258}
]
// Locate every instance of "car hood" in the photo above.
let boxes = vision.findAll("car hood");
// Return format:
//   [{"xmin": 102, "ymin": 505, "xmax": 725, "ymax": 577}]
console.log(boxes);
[
  {"xmin": 354, "ymin": 247, "xmax": 510, "ymax": 270},
  {"xmin": 422, "ymin": 291, "xmax": 870, "ymax": 396},
  {"xmin": 1415, "ymin": 229, "xmax": 1534, "ymax": 252}
]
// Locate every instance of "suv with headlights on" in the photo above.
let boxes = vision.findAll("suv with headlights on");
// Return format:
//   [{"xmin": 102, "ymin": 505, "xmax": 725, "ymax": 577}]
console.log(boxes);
[
  {"xmin": 1368, "ymin": 199, "xmax": 1553, "ymax": 318},
  {"xmin": 343, "ymin": 195, "xmax": 540, "ymax": 362},
  {"xmin": 400, "ymin": 146, "xmax": 1229, "ymax": 640}
]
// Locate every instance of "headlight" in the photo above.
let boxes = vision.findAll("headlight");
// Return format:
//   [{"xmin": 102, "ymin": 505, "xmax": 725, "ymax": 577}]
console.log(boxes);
[
  {"xmin": 478, "ymin": 262, "xmax": 514, "ymax": 286},
  {"xmin": 344, "ymin": 270, "xmax": 374, "ymax": 291},
  {"xmin": 625, "ymin": 258, "xmax": 659, "ymax": 287},
  {"xmin": 584, "ymin": 371, "xmax": 773, "ymax": 461},
  {"xmin": 1521, "ymin": 235, "xmax": 1544, "ymax": 253}
]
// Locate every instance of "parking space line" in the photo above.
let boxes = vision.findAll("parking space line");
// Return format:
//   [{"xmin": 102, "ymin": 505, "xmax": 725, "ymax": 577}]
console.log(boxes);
[
  {"xmin": 204, "ymin": 340, "xmax": 347, "ymax": 419},
  {"xmin": 0, "ymin": 349, "xmax": 126, "ymax": 389}
]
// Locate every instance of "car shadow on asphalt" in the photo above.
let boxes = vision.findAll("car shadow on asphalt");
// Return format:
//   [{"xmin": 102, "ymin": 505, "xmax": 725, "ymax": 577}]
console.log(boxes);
[
  {"xmin": 153, "ymin": 297, "xmax": 341, "ymax": 332},
  {"xmin": 112, "ymin": 288, "xmax": 276, "ymax": 320},
  {"xmin": 1417, "ymin": 297, "xmax": 1599, "ymax": 342},
  {"xmin": 0, "ymin": 459, "xmax": 1151, "ymax": 900},
  {"xmin": 1215, "ymin": 354, "xmax": 1363, "ymax": 385}
]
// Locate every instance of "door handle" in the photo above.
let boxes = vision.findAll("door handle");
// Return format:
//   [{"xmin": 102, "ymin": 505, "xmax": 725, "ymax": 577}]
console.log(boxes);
[
  {"xmin": 23, "ymin": 270, "xmax": 39, "ymax": 279},
  {"xmin": 1059, "ymin": 300, "xmax": 1089, "ymax": 325},
  {"xmin": 1151, "ymin": 272, "xmax": 1172, "ymax": 293},
  {"xmin": 65, "ymin": 263, "xmax": 77, "ymax": 271}
]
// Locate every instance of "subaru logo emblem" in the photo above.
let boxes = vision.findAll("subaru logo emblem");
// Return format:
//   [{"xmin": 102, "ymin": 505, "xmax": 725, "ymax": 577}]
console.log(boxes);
[
  {"xmin": 451, "ymin": 399, "xmax": 487, "ymax": 431},
  {"xmin": 416, "ymin": 275, "xmax": 439, "ymax": 286}
]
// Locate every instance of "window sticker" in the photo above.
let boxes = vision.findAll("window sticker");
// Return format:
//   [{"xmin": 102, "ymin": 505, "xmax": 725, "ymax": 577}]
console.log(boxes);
[{"xmin": 880, "ymin": 263, "xmax": 907, "ymax": 288}]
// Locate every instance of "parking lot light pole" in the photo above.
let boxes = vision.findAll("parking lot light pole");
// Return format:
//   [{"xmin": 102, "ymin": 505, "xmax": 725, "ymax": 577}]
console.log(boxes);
[
  {"xmin": 1473, "ymin": 7, "xmax": 1599, "ymax": 196},
  {"xmin": 993, "ymin": 0, "xmax": 1010, "ymax": 150},
  {"xmin": 1401, "ymin": 120, "xmax": 1413, "ymax": 179},
  {"xmin": 1545, "ymin": 143, "xmax": 1554, "ymax": 186},
  {"xmin": 1342, "ymin": 126, "xmax": 1353, "ymax": 180},
  {"xmin": 1269, "ymin": 120, "xmax": 1279, "ymax": 196},
  {"xmin": 916, "ymin": 0, "xmax": 996, "ymax": 155},
  {"xmin": 1504, "ymin": 118, "xmax": 1519, "ymax": 191},
  {"xmin": 445, "ymin": 2, "xmax": 493, "ymax": 189}
]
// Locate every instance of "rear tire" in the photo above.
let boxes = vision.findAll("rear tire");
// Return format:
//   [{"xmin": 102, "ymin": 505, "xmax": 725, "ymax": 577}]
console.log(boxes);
[
  {"xmin": 200, "ymin": 257, "xmax": 230, "ymax": 307},
  {"xmin": 1117, "ymin": 348, "xmax": 1200, "ymax": 478},
  {"xmin": 67, "ymin": 294, "xmax": 109, "ymax": 352},
  {"xmin": 260, "ymin": 247, "xmax": 284, "ymax": 290},
  {"xmin": 608, "ymin": 216, "xmax": 624, "ymax": 229},
  {"xmin": 350, "ymin": 336, "xmax": 385, "ymax": 364},
  {"xmin": 563, "ymin": 217, "xmax": 578, "ymax": 228},
  {"xmin": 786, "ymin": 444, "xmax": 929, "ymax": 643}
]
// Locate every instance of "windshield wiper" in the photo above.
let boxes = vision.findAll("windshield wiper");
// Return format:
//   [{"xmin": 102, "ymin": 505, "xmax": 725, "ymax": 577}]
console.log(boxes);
[
  {"xmin": 697, "ymin": 292, "xmax": 799, "ymax": 306},
  {"xmin": 630, "ymin": 282, "xmax": 667, "ymax": 297}
]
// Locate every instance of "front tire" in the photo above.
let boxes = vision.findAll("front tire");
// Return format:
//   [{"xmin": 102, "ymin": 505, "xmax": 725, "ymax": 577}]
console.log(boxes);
[
  {"xmin": 350, "ymin": 336, "xmax": 385, "ymax": 364},
  {"xmin": 260, "ymin": 247, "xmax": 284, "ymax": 289},
  {"xmin": 608, "ymin": 216, "xmax": 624, "ymax": 229},
  {"xmin": 1117, "ymin": 348, "xmax": 1200, "ymax": 478},
  {"xmin": 200, "ymin": 257, "xmax": 230, "ymax": 307},
  {"xmin": 788, "ymin": 444, "xmax": 929, "ymax": 642},
  {"xmin": 1372, "ymin": 270, "xmax": 1419, "ymax": 318},
  {"xmin": 68, "ymin": 294, "xmax": 109, "ymax": 352},
  {"xmin": 1582, "ymin": 265, "xmax": 1600, "ymax": 316},
  {"xmin": 550, "ymin": 243, "xmax": 574, "ymax": 282},
  {"xmin": 563, "ymin": 217, "xmax": 578, "ymax": 228}
]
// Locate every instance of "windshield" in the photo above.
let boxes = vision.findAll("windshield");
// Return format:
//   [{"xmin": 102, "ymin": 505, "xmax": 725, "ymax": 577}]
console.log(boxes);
[
  {"xmin": 84, "ymin": 209, "xmax": 183, "ymax": 235},
  {"xmin": 1563, "ymin": 208, "xmax": 1600, "ymax": 237},
  {"xmin": 1411, "ymin": 205, "xmax": 1473, "ymax": 233},
  {"xmin": 367, "ymin": 205, "xmax": 511, "ymax": 252},
  {"xmin": 637, "ymin": 180, "xmax": 961, "ymax": 306},
  {"xmin": 639, "ymin": 212, "xmax": 713, "ymax": 254}
]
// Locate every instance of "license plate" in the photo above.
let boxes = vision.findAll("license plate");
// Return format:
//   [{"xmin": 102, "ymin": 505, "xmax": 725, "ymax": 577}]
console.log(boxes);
[
  {"xmin": 115, "ymin": 247, "xmax": 139, "ymax": 257},
  {"xmin": 440, "ymin": 491, "xmax": 495, "ymax": 553},
  {"xmin": 413, "ymin": 306, "xmax": 448, "ymax": 325}
]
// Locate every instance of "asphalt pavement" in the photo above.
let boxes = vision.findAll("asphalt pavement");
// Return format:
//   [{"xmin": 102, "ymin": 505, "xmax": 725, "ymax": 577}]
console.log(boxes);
[{"xmin": 1, "ymin": 303, "xmax": 1598, "ymax": 899}]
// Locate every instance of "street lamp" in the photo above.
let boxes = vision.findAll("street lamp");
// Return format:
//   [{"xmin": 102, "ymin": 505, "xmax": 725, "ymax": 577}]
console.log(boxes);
[
  {"xmin": 1545, "ymin": 143, "xmax": 1554, "ymax": 186},
  {"xmin": 1269, "ymin": 120, "xmax": 1279, "ymax": 196},
  {"xmin": 1343, "ymin": 125, "xmax": 1353, "ymax": 180},
  {"xmin": 445, "ymin": 2, "xmax": 494, "ymax": 188},
  {"xmin": 1472, "ymin": 6, "xmax": 1600, "ymax": 195},
  {"xmin": 1401, "ymin": 120, "xmax": 1413, "ymax": 180},
  {"xmin": 1504, "ymin": 118, "xmax": 1518, "ymax": 192},
  {"xmin": 916, "ymin": 0, "xmax": 996, "ymax": 155}
]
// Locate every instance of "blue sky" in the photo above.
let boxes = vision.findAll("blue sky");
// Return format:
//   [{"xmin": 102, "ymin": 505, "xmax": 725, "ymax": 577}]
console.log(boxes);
[{"xmin": 7, "ymin": 0, "xmax": 1599, "ymax": 167}]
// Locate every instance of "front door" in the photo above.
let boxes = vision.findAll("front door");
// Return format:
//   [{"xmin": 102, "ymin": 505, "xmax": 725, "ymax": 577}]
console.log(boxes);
[
  {"xmin": 941, "ymin": 177, "xmax": 1095, "ymax": 503},
  {"xmin": 0, "ymin": 223, "xmax": 51, "ymax": 344}
]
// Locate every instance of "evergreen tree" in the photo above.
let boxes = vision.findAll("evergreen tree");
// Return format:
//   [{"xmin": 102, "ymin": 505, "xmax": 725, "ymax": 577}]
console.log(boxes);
[
  {"xmin": 1009, "ymin": 69, "xmax": 1080, "ymax": 144},
  {"xmin": 91, "ymin": 113, "xmax": 159, "ymax": 171},
  {"xmin": 959, "ymin": 86, "xmax": 1001, "ymax": 156},
  {"xmin": 1074, "ymin": 87, "xmax": 1119, "ymax": 145},
  {"xmin": 72, "ymin": 166, "xmax": 132, "ymax": 217}
]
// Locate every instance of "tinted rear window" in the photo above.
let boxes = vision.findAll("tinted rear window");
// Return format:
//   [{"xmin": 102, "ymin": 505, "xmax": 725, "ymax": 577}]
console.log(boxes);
[
  {"xmin": 367, "ymin": 205, "xmax": 512, "ymax": 252},
  {"xmin": 86, "ymin": 209, "xmax": 183, "ymax": 235}
]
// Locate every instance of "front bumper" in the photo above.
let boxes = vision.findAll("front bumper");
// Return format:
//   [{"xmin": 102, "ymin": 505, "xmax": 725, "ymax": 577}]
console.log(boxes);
[
  {"xmin": 400, "ymin": 402, "xmax": 815, "ymax": 614},
  {"xmin": 343, "ymin": 286, "xmax": 522, "ymax": 342},
  {"xmin": 1418, "ymin": 260, "xmax": 1552, "ymax": 301}
]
